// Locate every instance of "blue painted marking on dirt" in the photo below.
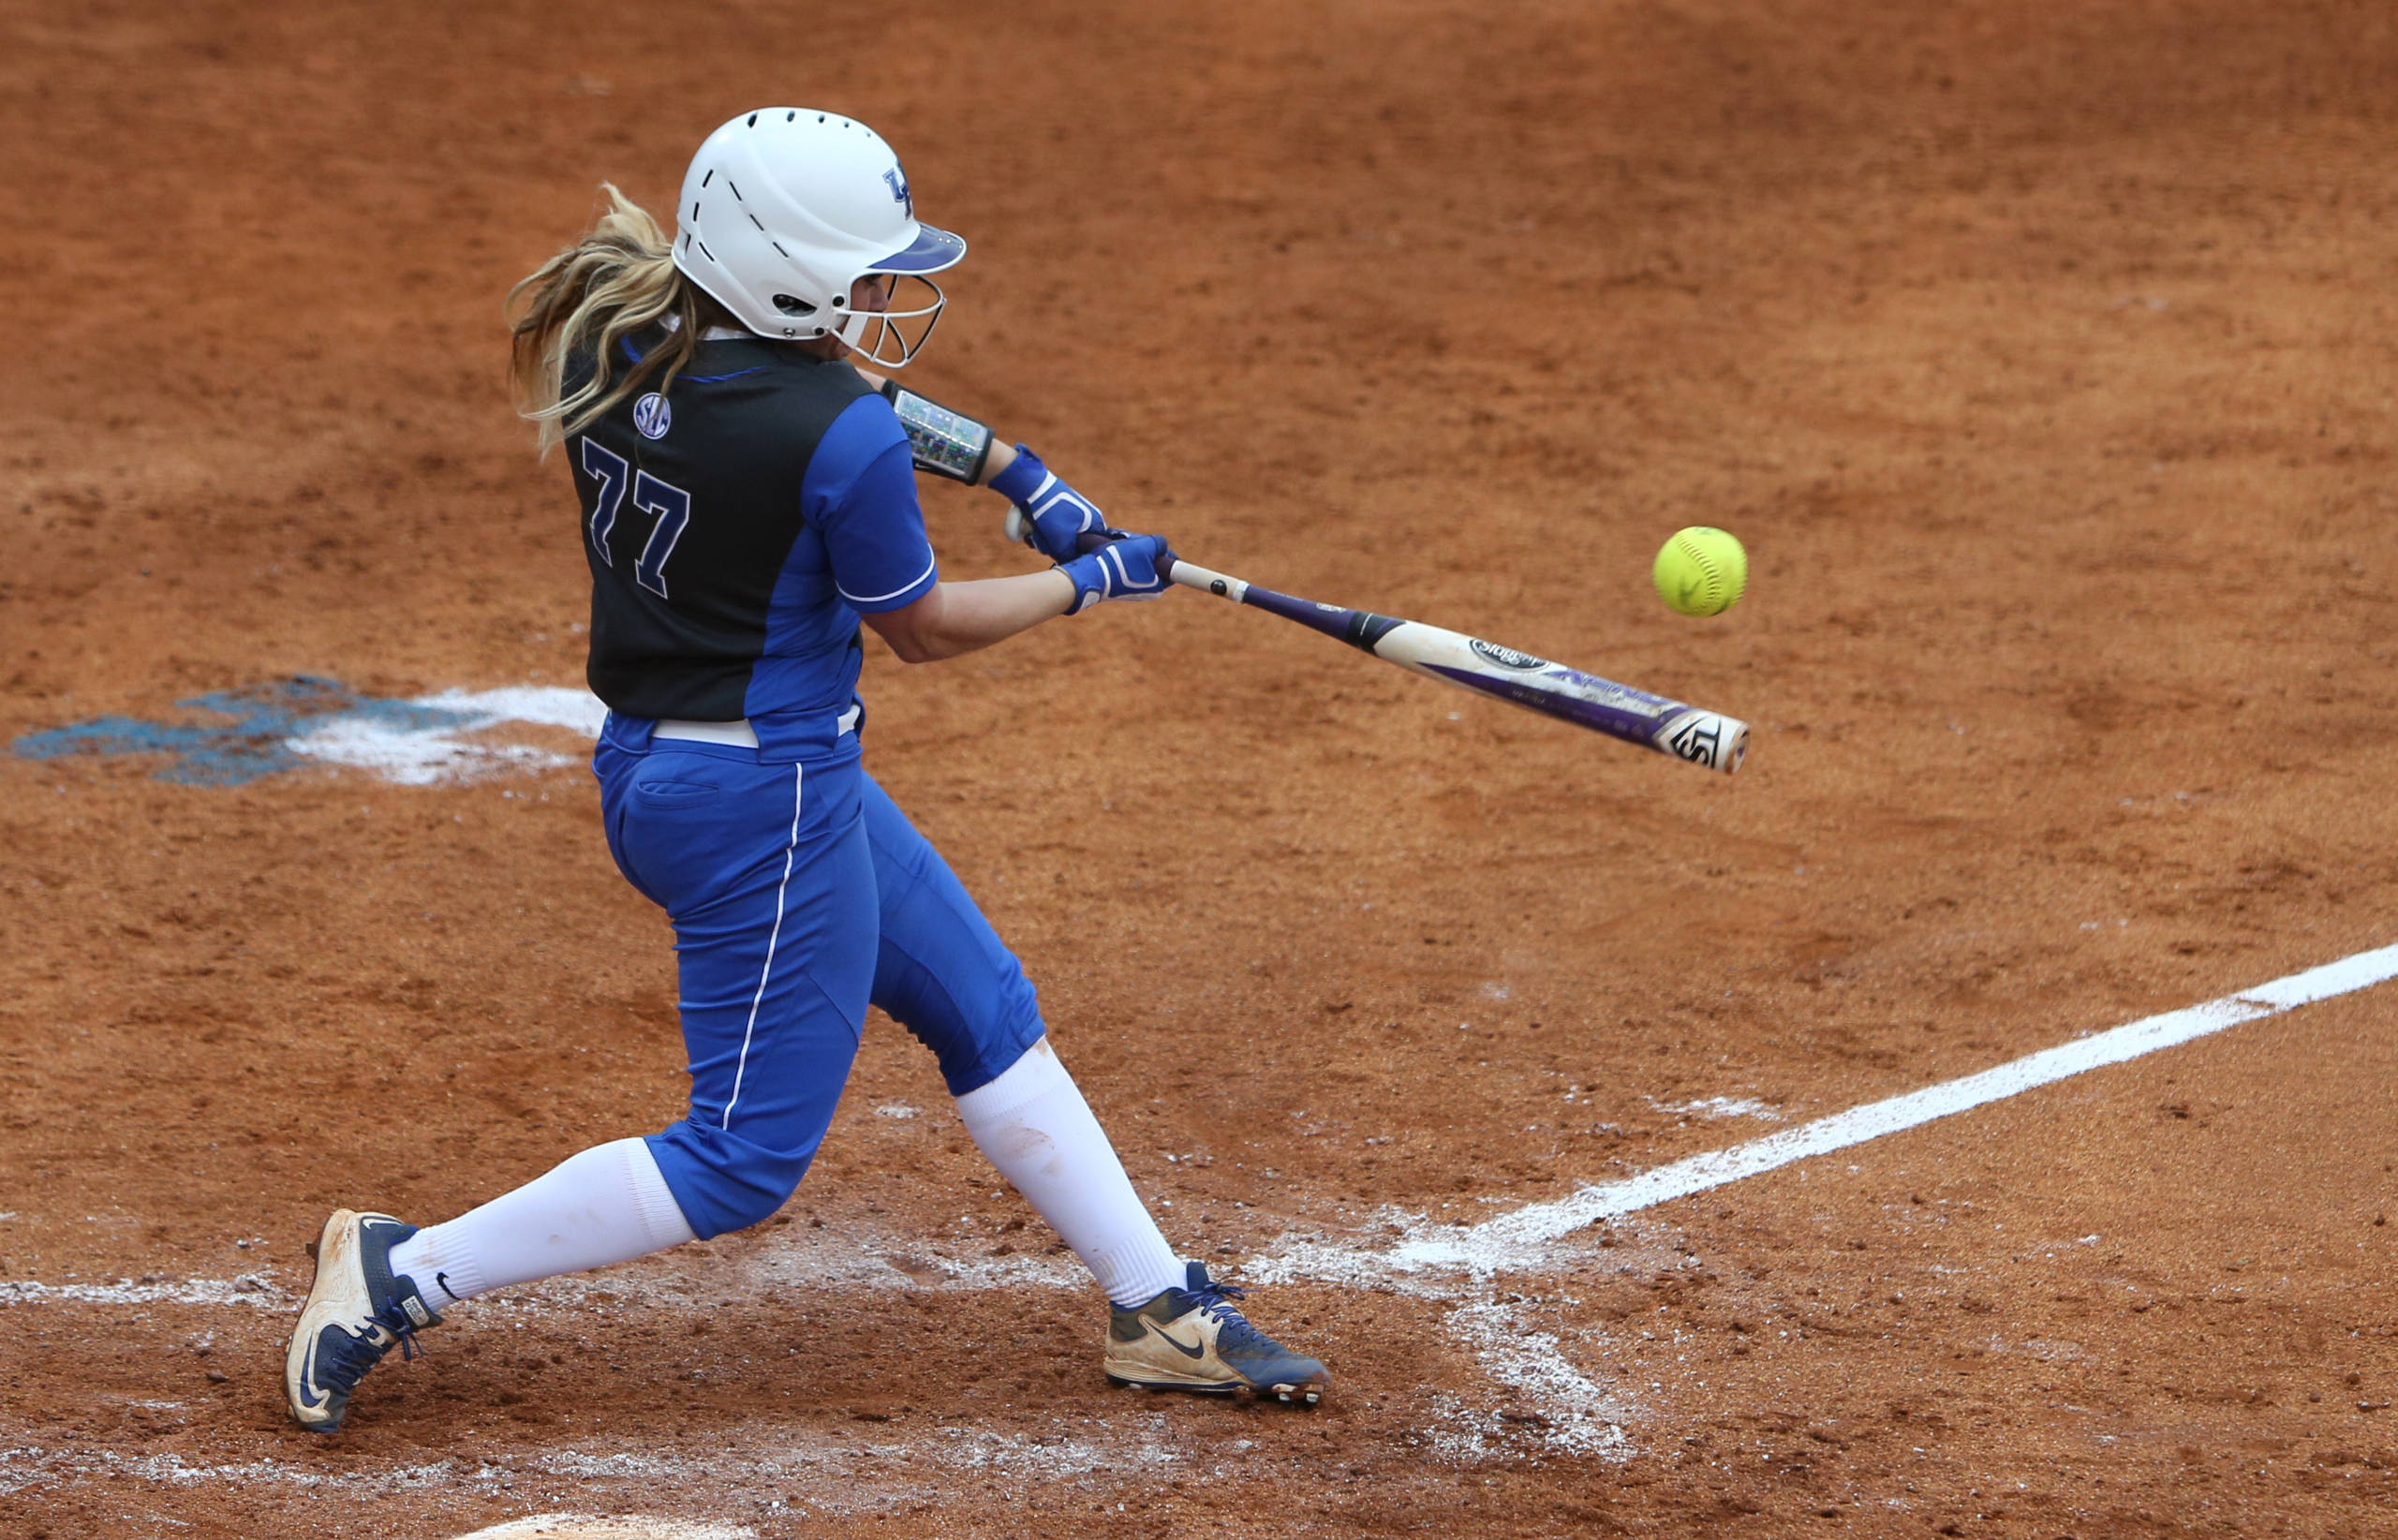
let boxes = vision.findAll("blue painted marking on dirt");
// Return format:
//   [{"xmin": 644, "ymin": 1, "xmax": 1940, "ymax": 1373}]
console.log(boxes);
[
  {"xmin": 12, "ymin": 677, "xmax": 367, "ymax": 785},
  {"xmin": 10, "ymin": 677, "xmax": 578, "ymax": 786},
  {"xmin": 14, "ymin": 679, "xmax": 608, "ymax": 785}
]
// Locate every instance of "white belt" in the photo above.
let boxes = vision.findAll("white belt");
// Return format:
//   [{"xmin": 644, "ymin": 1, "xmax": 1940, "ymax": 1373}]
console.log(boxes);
[
  {"xmin": 652, "ymin": 704, "xmax": 860, "ymax": 749},
  {"xmin": 653, "ymin": 718, "xmax": 761, "ymax": 748}
]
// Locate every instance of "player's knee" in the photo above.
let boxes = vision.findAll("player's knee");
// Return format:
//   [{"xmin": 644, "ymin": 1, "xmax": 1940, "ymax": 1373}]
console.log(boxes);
[
  {"xmin": 938, "ymin": 988, "xmax": 1046, "ymax": 1097},
  {"xmin": 705, "ymin": 1179, "xmax": 798, "ymax": 1236},
  {"xmin": 645, "ymin": 1119, "xmax": 816, "ymax": 1239},
  {"xmin": 887, "ymin": 959, "xmax": 1045, "ymax": 1097}
]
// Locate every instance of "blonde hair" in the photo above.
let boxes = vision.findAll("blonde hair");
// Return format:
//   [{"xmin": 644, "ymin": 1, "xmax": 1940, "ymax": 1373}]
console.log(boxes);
[{"xmin": 508, "ymin": 185, "xmax": 734, "ymax": 453}]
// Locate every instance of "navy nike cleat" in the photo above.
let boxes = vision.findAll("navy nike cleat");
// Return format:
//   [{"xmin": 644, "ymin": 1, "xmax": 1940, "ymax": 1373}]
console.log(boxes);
[
  {"xmin": 1103, "ymin": 1262, "xmax": 1327, "ymax": 1405},
  {"xmin": 283, "ymin": 1209, "xmax": 442, "ymax": 1432}
]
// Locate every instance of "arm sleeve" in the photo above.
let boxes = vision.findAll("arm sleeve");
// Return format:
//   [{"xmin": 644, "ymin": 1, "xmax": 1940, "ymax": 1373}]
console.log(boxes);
[{"xmin": 804, "ymin": 393, "xmax": 940, "ymax": 614}]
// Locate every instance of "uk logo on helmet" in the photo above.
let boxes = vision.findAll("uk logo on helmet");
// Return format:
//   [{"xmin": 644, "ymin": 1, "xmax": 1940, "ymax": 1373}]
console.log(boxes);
[
  {"xmin": 882, "ymin": 167, "xmax": 911, "ymax": 215},
  {"xmin": 633, "ymin": 392, "xmax": 672, "ymax": 440}
]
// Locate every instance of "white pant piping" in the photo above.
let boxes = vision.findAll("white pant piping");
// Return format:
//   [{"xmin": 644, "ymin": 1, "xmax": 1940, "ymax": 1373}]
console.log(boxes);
[{"xmin": 721, "ymin": 762, "xmax": 804, "ymax": 1131}]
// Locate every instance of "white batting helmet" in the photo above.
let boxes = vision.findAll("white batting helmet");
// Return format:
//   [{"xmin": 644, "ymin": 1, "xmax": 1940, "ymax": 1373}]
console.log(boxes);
[{"xmin": 671, "ymin": 108, "xmax": 964, "ymax": 368}]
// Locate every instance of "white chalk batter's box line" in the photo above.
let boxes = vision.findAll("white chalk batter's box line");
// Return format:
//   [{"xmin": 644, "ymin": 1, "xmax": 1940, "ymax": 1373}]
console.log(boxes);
[{"xmin": 5, "ymin": 941, "xmax": 2393, "ymax": 1475}]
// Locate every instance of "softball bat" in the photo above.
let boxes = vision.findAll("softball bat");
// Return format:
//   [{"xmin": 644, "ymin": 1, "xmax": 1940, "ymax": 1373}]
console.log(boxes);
[{"xmin": 1077, "ymin": 533, "xmax": 1748, "ymax": 774}]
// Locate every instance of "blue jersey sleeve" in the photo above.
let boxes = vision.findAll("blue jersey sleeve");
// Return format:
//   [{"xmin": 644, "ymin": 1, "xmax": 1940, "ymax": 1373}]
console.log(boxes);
[{"xmin": 803, "ymin": 393, "xmax": 940, "ymax": 614}]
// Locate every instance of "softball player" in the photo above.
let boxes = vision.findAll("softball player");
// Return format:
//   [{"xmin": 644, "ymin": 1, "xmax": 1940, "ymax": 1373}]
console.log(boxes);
[{"xmin": 284, "ymin": 109, "xmax": 1325, "ymax": 1432}]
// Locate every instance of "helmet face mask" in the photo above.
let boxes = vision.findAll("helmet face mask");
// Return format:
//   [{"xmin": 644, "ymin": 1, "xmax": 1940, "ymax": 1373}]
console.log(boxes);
[
  {"xmin": 673, "ymin": 108, "xmax": 964, "ymax": 368},
  {"xmin": 832, "ymin": 271, "xmax": 946, "ymax": 369}
]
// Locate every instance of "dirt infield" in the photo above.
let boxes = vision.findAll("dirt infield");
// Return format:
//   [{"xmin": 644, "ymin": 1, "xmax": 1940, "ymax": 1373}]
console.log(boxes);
[{"xmin": 5, "ymin": 1, "xmax": 2396, "ymax": 1534}]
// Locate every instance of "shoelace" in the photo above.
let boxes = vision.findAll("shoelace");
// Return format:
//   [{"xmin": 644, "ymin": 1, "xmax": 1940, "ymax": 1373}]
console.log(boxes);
[
  {"xmin": 309, "ymin": 1310, "xmax": 414, "ymax": 1399},
  {"xmin": 339, "ymin": 1301, "xmax": 426, "ymax": 1376},
  {"xmin": 1185, "ymin": 1277, "xmax": 1284, "ymax": 1355},
  {"xmin": 382, "ymin": 1298, "xmax": 429, "ymax": 1363}
]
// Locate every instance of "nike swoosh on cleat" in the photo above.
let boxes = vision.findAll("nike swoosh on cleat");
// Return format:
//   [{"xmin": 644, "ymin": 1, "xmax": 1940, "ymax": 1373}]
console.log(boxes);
[
  {"xmin": 1145, "ymin": 1321, "xmax": 1208, "ymax": 1360},
  {"xmin": 292, "ymin": 1339, "xmax": 330, "ymax": 1411}
]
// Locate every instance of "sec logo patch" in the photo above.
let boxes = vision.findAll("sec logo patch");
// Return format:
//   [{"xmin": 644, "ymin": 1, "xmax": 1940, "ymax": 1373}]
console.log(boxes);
[{"xmin": 633, "ymin": 392, "xmax": 672, "ymax": 440}]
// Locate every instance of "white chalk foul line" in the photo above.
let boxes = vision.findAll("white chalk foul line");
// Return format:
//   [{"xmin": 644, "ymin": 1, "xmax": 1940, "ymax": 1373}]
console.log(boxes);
[
  {"xmin": 450, "ymin": 1518, "xmax": 754, "ymax": 1540},
  {"xmin": 1258, "ymin": 941, "xmax": 2398, "ymax": 1283}
]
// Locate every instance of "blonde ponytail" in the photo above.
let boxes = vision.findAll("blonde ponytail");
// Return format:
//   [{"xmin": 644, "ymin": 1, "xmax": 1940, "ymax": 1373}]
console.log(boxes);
[{"xmin": 508, "ymin": 185, "xmax": 732, "ymax": 454}]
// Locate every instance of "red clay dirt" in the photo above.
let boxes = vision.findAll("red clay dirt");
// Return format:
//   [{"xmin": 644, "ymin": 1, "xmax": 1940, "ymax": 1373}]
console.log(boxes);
[{"xmin": 5, "ymin": 1, "xmax": 2396, "ymax": 1535}]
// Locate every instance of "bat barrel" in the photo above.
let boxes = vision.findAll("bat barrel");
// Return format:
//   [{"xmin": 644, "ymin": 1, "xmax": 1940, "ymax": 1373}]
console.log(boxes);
[
  {"xmin": 1409, "ymin": 654, "xmax": 1748, "ymax": 773},
  {"xmin": 1063, "ymin": 529, "xmax": 1749, "ymax": 775},
  {"xmin": 1371, "ymin": 622, "xmax": 1750, "ymax": 775}
]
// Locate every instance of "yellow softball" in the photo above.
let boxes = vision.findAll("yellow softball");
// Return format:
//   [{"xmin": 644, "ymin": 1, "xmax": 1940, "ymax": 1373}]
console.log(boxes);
[{"xmin": 1652, "ymin": 526, "xmax": 1748, "ymax": 616}]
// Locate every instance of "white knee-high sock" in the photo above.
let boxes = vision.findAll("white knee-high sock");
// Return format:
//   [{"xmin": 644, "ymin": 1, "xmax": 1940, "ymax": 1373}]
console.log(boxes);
[
  {"xmin": 954, "ymin": 1038, "xmax": 1186, "ymax": 1308},
  {"xmin": 387, "ymin": 1137, "xmax": 697, "ymax": 1308}
]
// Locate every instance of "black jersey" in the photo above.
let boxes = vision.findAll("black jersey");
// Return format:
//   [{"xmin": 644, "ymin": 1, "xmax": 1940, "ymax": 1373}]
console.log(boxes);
[{"xmin": 563, "ymin": 335, "xmax": 939, "ymax": 758}]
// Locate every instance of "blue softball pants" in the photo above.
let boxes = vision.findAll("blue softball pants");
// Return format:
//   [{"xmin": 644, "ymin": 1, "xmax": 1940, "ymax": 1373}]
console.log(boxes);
[{"xmin": 593, "ymin": 716, "xmax": 1047, "ymax": 1239}]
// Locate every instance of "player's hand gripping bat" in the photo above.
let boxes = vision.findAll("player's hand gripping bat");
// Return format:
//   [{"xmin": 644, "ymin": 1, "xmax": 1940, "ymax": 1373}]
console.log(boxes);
[{"xmin": 1071, "ymin": 531, "xmax": 1749, "ymax": 774}]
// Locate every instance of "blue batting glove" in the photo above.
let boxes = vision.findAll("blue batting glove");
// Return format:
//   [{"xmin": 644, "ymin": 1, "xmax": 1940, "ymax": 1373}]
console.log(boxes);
[
  {"xmin": 990, "ymin": 446, "xmax": 1116, "ymax": 562},
  {"xmin": 1059, "ymin": 533, "xmax": 1176, "ymax": 614}
]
